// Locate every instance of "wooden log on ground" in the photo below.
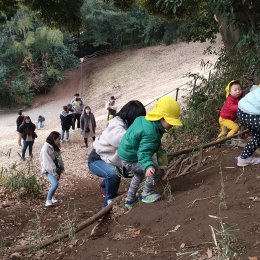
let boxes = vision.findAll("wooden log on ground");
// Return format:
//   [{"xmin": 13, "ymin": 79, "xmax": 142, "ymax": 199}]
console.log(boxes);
[
  {"xmin": 168, "ymin": 130, "xmax": 249, "ymax": 160},
  {"xmin": 9, "ymin": 195, "xmax": 124, "ymax": 254}
]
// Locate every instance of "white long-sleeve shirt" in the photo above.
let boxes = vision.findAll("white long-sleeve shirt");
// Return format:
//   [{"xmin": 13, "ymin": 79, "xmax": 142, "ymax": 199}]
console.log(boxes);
[
  {"xmin": 93, "ymin": 116, "xmax": 126, "ymax": 167},
  {"xmin": 40, "ymin": 142, "xmax": 57, "ymax": 176}
]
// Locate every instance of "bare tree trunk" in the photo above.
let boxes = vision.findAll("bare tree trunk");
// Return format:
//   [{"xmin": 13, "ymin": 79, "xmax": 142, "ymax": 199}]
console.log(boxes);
[{"xmin": 214, "ymin": 13, "xmax": 240, "ymax": 49}]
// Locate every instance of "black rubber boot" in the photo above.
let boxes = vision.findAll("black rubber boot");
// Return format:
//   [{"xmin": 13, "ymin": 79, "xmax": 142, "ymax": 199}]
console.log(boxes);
[{"xmin": 84, "ymin": 138, "xmax": 88, "ymax": 148}]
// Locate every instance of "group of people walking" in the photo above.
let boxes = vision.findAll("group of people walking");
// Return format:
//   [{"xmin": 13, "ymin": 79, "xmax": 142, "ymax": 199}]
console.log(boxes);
[
  {"xmin": 16, "ymin": 92, "xmax": 118, "ymax": 206},
  {"xmin": 60, "ymin": 93, "xmax": 96, "ymax": 147},
  {"xmin": 16, "ymin": 82, "xmax": 260, "ymax": 208}
]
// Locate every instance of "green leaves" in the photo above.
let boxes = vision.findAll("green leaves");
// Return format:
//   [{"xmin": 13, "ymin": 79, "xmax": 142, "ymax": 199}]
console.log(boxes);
[
  {"xmin": 34, "ymin": 26, "xmax": 63, "ymax": 52},
  {"xmin": 22, "ymin": 0, "xmax": 83, "ymax": 33},
  {"xmin": 0, "ymin": 5, "xmax": 78, "ymax": 107}
]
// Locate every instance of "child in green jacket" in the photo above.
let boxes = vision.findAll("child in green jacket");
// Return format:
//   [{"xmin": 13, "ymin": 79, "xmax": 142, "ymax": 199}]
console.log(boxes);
[{"xmin": 118, "ymin": 96, "xmax": 183, "ymax": 207}]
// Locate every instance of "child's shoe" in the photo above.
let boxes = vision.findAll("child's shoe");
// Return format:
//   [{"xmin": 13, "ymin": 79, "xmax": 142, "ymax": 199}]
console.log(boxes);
[
  {"xmin": 45, "ymin": 200, "xmax": 53, "ymax": 207},
  {"xmin": 125, "ymin": 195, "xmax": 139, "ymax": 208},
  {"xmin": 237, "ymin": 156, "xmax": 260, "ymax": 167},
  {"xmin": 141, "ymin": 193, "xmax": 161, "ymax": 203},
  {"xmin": 52, "ymin": 197, "xmax": 58, "ymax": 204}
]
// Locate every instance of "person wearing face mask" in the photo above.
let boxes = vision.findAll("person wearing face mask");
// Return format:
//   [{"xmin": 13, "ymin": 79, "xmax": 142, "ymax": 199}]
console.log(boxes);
[
  {"xmin": 80, "ymin": 106, "xmax": 96, "ymax": 148},
  {"xmin": 18, "ymin": 116, "xmax": 37, "ymax": 161}
]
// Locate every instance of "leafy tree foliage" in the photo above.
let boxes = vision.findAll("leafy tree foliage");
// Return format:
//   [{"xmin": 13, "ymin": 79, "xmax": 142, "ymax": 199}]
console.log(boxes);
[
  {"xmin": 0, "ymin": 0, "xmax": 83, "ymax": 33},
  {"xmin": 80, "ymin": 0, "xmax": 182, "ymax": 51},
  {"xmin": 0, "ymin": 6, "xmax": 79, "ymax": 107},
  {"xmin": 22, "ymin": 0, "xmax": 83, "ymax": 33},
  {"xmin": 105, "ymin": 0, "xmax": 260, "ymax": 47},
  {"xmin": 105, "ymin": 0, "xmax": 260, "ymax": 146}
]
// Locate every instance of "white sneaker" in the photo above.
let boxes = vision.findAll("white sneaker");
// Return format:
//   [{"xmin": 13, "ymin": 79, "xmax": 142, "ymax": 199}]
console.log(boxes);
[
  {"xmin": 107, "ymin": 199, "xmax": 114, "ymax": 205},
  {"xmin": 237, "ymin": 156, "xmax": 260, "ymax": 167},
  {"xmin": 45, "ymin": 200, "xmax": 53, "ymax": 207},
  {"xmin": 52, "ymin": 197, "xmax": 58, "ymax": 203}
]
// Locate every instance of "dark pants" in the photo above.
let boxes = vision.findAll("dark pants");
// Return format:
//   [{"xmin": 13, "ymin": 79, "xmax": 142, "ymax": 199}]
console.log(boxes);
[
  {"xmin": 84, "ymin": 136, "xmax": 95, "ymax": 147},
  {"xmin": 238, "ymin": 108, "xmax": 260, "ymax": 158},
  {"xmin": 107, "ymin": 109, "xmax": 116, "ymax": 120},
  {"xmin": 72, "ymin": 113, "xmax": 81, "ymax": 129},
  {"xmin": 22, "ymin": 140, "xmax": 34, "ymax": 159}
]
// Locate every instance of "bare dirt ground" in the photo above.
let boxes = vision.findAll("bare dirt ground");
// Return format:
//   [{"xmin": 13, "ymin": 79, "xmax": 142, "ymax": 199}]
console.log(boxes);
[{"xmin": 0, "ymin": 39, "xmax": 259, "ymax": 259}]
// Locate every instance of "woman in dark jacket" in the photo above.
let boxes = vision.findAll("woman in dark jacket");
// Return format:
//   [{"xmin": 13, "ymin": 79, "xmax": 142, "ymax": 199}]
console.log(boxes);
[
  {"xmin": 18, "ymin": 116, "xmax": 36, "ymax": 160},
  {"xmin": 80, "ymin": 106, "xmax": 96, "ymax": 147}
]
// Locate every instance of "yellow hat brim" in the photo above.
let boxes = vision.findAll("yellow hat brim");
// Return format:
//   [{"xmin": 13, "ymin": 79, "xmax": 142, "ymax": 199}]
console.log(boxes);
[
  {"xmin": 165, "ymin": 117, "xmax": 183, "ymax": 126},
  {"xmin": 145, "ymin": 113, "xmax": 183, "ymax": 126}
]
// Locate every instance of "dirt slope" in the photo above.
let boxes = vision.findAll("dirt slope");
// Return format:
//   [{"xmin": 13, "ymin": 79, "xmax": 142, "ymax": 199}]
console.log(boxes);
[
  {"xmin": 67, "ymin": 147, "xmax": 260, "ymax": 259},
  {"xmin": 2, "ymin": 39, "xmax": 259, "ymax": 259}
]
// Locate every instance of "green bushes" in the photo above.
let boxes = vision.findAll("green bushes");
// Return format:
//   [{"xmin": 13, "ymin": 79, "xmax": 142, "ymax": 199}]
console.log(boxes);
[
  {"xmin": 80, "ymin": 0, "xmax": 182, "ymax": 51},
  {"xmin": 0, "ymin": 7, "xmax": 79, "ymax": 107},
  {"xmin": 0, "ymin": 161, "xmax": 43, "ymax": 199}
]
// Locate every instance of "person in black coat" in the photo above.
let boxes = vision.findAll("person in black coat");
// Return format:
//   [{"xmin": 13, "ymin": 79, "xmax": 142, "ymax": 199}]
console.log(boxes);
[
  {"xmin": 18, "ymin": 116, "xmax": 37, "ymax": 160},
  {"xmin": 16, "ymin": 109, "xmax": 24, "ymax": 146},
  {"xmin": 80, "ymin": 106, "xmax": 96, "ymax": 147},
  {"xmin": 60, "ymin": 106, "xmax": 73, "ymax": 142}
]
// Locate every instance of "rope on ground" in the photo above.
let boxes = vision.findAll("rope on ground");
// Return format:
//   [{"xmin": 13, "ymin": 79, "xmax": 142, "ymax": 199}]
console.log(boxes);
[{"xmin": 8, "ymin": 194, "xmax": 124, "ymax": 254}]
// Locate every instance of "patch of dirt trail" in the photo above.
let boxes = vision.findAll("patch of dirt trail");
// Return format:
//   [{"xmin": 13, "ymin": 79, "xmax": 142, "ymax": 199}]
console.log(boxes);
[{"xmin": 1, "ymin": 39, "xmax": 259, "ymax": 259}]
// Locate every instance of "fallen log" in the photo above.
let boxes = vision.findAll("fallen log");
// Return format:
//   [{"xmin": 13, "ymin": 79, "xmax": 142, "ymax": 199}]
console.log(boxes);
[
  {"xmin": 168, "ymin": 130, "xmax": 249, "ymax": 160},
  {"xmin": 9, "ymin": 194, "xmax": 124, "ymax": 254}
]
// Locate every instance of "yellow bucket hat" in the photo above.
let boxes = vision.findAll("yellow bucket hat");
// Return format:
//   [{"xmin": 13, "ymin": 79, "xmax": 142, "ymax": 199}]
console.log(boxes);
[
  {"xmin": 146, "ymin": 96, "xmax": 183, "ymax": 126},
  {"xmin": 225, "ymin": 80, "xmax": 237, "ymax": 98}
]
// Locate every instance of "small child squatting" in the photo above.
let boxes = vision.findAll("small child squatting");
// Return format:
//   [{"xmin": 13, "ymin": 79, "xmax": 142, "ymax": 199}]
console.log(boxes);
[
  {"xmin": 218, "ymin": 80, "xmax": 242, "ymax": 138},
  {"xmin": 118, "ymin": 96, "xmax": 183, "ymax": 207}
]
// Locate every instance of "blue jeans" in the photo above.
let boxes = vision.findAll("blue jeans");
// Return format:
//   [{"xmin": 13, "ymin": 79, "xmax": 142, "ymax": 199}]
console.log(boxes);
[
  {"xmin": 22, "ymin": 140, "xmax": 34, "ymax": 159},
  {"xmin": 88, "ymin": 159, "xmax": 121, "ymax": 207},
  {"xmin": 38, "ymin": 121, "xmax": 45, "ymax": 129},
  {"xmin": 46, "ymin": 172, "xmax": 59, "ymax": 201},
  {"xmin": 61, "ymin": 129, "xmax": 69, "ymax": 140}
]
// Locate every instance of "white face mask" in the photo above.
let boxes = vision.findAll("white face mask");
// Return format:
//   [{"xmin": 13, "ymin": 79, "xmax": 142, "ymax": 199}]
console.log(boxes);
[
  {"xmin": 85, "ymin": 109, "xmax": 90, "ymax": 113},
  {"xmin": 25, "ymin": 119, "xmax": 30, "ymax": 123}
]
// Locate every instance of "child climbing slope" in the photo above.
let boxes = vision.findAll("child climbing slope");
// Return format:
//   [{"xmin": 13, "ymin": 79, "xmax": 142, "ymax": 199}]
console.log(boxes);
[
  {"xmin": 118, "ymin": 96, "xmax": 183, "ymax": 207},
  {"xmin": 218, "ymin": 80, "xmax": 243, "ymax": 138},
  {"xmin": 237, "ymin": 85, "xmax": 260, "ymax": 166}
]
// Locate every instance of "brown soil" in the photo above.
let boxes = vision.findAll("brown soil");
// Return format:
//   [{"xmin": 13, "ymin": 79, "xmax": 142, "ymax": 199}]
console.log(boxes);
[{"xmin": 1, "ymin": 40, "xmax": 259, "ymax": 259}]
